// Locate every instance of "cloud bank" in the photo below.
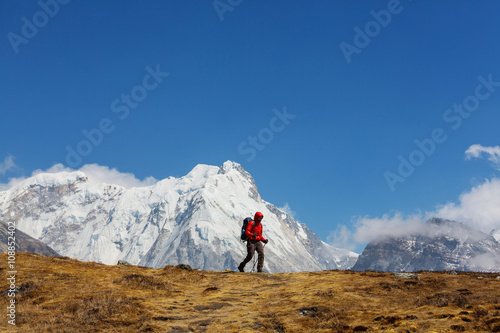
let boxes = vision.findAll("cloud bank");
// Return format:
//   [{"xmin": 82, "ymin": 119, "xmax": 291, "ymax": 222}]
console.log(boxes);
[
  {"xmin": 0, "ymin": 163, "xmax": 157, "ymax": 191},
  {"xmin": 330, "ymin": 145, "xmax": 500, "ymax": 251},
  {"xmin": 433, "ymin": 178, "xmax": 500, "ymax": 235},
  {"xmin": 341, "ymin": 177, "xmax": 500, "ymax": 248},
  {"xmin": 351, "ymin": 212, "xmax": 425, "ymax": 244}
]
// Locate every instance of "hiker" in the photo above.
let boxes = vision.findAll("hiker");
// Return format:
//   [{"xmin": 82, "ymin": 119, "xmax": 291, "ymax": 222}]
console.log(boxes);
[{"xmin": 238, "ymin": 212, "xmax": 269, "ymax": 273}]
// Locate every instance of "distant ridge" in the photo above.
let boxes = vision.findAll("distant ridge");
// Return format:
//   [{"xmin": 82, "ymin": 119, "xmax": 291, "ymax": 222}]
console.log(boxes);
[
  {"xmin": 352, "ymin": 218, "xmax": 500, "ymax": 272},
  {"xmin": 0, "ymin": 222, "xmax": 59, "ymax": 257}
]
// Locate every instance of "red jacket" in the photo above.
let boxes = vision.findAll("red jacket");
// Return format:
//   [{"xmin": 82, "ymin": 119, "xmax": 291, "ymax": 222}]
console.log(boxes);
[{"xmin": 245, "ymin": 220, "xmax": 265, "ymax": 242}]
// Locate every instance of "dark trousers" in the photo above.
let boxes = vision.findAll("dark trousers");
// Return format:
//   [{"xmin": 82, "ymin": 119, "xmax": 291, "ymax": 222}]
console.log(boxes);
[{"xmin": 240, "ymin": 240, "xmax": 264, "ymax": 272}]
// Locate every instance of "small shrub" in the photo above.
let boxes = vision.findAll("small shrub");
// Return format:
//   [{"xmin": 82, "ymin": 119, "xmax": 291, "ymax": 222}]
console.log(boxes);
[
  {"xmin": 450, "ymin": 325, "xmax": 466, "ymax": 332},
  {"xmin": 115, "ymin": 274, "xmax": 171, "ymax": 291},
  {"xmin": 176, "ymin": 264, "xmax": 192, "ymax": 271},
  {"xmin": 65, "ymin": 291, "xmax": 143, "ymax": 325},
  {"xmin": 11, "ymin": 280, "xmax": 42, "ymax": 300},
  {"xmin": 473, "ymin": 307, "xmax": 488, "ymax": 318},
  {"xmin": 416, "ymin": 292, "xmax": 469, "ymax": 308}
]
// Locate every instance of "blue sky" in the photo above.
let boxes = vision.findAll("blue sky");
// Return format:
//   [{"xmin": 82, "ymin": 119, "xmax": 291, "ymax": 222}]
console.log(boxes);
[{"xmin": 2, "ymin": 0, "xmax": 500, "ymax": 253}]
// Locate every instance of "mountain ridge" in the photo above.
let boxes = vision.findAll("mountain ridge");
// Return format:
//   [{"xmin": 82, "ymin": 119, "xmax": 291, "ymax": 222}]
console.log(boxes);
[
  {"xmin": 0, "ymin": 161, "xmax": 358, "ymax": 273},
  {"xmin": 352, "ymin": 218, "xmax": 500, "ymax": 272}
]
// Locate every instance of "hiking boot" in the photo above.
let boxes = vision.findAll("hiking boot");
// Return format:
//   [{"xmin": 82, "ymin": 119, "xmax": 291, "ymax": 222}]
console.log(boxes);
[{"xmin": 238, "ymin": 263, "xmax": 244, "ymax": 272}]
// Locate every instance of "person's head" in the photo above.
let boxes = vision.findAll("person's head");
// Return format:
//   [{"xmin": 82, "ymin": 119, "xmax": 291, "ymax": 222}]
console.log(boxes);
[{"xmin": 254, "ymin": 212, "xmax": 264, "ymax": 223}]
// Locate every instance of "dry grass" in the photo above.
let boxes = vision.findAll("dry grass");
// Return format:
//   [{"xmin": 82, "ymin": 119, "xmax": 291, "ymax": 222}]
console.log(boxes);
[{"xmin": 1, "ymin": 253, "xmax": 500, "ymax": 332}]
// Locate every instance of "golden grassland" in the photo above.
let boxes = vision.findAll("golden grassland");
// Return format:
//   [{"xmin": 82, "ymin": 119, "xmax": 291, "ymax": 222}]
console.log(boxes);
[{"xmin": 1, "ymin": 253, "xmax": 500, "ymax": 332}]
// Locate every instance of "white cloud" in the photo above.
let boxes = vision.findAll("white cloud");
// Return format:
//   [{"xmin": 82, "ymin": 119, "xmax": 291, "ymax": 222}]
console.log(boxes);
[
  {"xmin": 327, "ymin": 224, "xmax": 355, "ymax": 251},
  {"xmin": 0, "ymin": 163, "xmax": 157, "ymax": 191},
  {"xmin": 432, "ymin": 178, "xmax": 500, "ymax": 234},
  {"xmin": 279, "ymin": 203, "xmax": 298, "ymax": 220},
  {"xmin": 467, "ymin": 253, "xmax": 500, "ymax": 271},
  {"xmin": 32, "ymin": 163, "xmax": 74, "ymax": 175},
  {"xmin": 0, "ymin": 155, "xmax": 16, "ymax": 175},
  {"xmin": 78, "ymin": 164, "xmax": 157, "ymax": 188},
  {"xmin": 0, "ymin": 155, "xmax": 20, "ymax": 190},
  {"xmin": 0, "ymin": 177, "xmax": 26, "ymax": 191},
  {"xmin": 328, "ymin": 213, "xmax": 426, "ymax": 251},
  {"xmin": 329, "ymin": 144, "xmax": 500, "ymax": 250},
  {"xmin": 352, "ymin": 212, "xmax": 425, "ymax": 244},
  {"xmin": 329, "ymin": 177, "xmax": 500, "ymax": 251},
  {"xmin": 465, "ymin": 144, "xmax": 500, "ymax": 170}
]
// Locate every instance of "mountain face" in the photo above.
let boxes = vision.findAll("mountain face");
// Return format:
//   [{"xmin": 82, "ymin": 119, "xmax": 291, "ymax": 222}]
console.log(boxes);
[
  {"xmin": 0, "ymin": 161, "xmax": 357, "ymax": 273},
  {"xmin": 0, "ymin": 222, "xmax": 59, "ymax": 257},
  {"xmin": 352, "ymin": 218, "xmax": 500, "ymax": 272}
]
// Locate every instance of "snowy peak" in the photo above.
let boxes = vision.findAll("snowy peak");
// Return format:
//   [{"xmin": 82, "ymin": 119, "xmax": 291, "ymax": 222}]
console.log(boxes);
[
  {"xmin": 185, "ymin": 164, "xmax": 219, "ymax": 181},
  {"xmin": 218, "ymin": 160, "xmax": 240, "ymax": 174},
  {"xmin": 218, "ymin": 161, "xmax": 253, "ymax": 181},
  {"xmin": 8, "ymin": 171, "xmax": 88, "ymax": 197},
  {"xmin": 0, "ymin": 161, "xmax": 357, "ymax": 272}
]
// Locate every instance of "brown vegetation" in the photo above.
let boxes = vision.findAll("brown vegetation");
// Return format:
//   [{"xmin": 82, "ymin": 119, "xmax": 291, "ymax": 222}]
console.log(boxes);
[{"xmin": 1, "ymin": 253, "xmax": 500, "ymax": 332}]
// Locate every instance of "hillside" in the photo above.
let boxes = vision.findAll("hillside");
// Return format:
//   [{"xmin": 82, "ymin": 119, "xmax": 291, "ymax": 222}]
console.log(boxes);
[
  {"xmin": 0, "ymin": 223, "xmax": 59, "ymax": 257},
  {"xmin": 2, "ymin": 253, "xmax": 500, "ymax": 332}
]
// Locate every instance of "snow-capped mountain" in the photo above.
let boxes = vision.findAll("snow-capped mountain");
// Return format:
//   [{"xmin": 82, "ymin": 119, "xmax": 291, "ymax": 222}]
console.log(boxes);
[
  {"xmin": 0, "ymin": 161, "xmax": 358, "ymax": 273},
  {"xmin": 352, "ymin": 218, "xmax": 500, "ymax": 272}
]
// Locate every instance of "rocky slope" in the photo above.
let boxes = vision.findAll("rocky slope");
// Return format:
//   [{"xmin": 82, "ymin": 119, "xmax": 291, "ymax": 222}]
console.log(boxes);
[{"xmin": 0, "ymin": 222, "xmax": 59, "ymax": 256}]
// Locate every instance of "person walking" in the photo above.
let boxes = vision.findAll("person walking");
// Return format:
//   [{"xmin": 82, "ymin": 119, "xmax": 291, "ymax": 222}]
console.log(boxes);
[{"xmin": 238, "ymin": 212, "xmax": 268, "ymax": 273}]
